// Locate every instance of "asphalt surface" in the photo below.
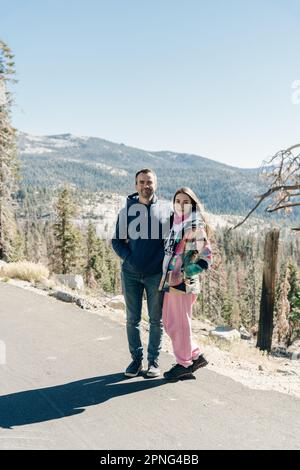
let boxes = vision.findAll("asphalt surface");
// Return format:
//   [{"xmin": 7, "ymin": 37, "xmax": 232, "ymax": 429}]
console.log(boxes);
[{"xmin": 0, "ymin": 282, "xmax": 300, "ymax": 450}]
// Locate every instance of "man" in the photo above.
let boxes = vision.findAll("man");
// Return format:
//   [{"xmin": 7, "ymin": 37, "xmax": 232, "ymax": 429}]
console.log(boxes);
[{"xmin": 112, "ymin": 169, "xmax": 171, "ymax": 378}]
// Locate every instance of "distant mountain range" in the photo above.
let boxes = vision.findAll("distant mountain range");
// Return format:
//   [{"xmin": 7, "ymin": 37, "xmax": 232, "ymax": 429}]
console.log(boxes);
[{"xmin": 18, "ymin": 132, "xmax": 268, "ymax": 215}]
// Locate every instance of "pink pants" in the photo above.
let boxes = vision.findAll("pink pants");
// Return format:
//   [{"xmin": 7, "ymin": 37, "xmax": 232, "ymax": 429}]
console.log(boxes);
[{"xmin": 162, "ymin": 291, "xmax": 201, "ymax": 367}]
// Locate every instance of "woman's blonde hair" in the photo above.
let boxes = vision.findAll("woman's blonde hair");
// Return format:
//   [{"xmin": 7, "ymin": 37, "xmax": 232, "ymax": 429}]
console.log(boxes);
[{"xmin": 173, "ymin": 187, "xmax": 213, "ymax": 238}]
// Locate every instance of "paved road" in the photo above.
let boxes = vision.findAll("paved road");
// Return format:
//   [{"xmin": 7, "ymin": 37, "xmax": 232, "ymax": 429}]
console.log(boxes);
[{"xmin": 0, "ymin": 282, "xmax": 299, "ymax": 450}]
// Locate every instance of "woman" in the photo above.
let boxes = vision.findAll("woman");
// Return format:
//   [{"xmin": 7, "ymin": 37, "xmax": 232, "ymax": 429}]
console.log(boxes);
[{"xmin": 159, "ymin": 187, "xmax": 212, "ymax": 381}]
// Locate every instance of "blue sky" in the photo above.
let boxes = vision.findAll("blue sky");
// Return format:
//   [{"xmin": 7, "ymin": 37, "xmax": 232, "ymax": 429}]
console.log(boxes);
[{"xmin": 1, "ymin": 0, "xmax": 300, "ymax": 168}]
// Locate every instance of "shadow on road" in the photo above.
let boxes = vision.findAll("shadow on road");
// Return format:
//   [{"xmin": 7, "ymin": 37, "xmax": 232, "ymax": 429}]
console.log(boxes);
[{"xmin": 0, "ymin": 373, "xmax": 168, "ymax": 429}]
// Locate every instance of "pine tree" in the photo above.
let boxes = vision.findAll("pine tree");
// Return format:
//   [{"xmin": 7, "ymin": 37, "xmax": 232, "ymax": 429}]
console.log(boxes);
[
  {"xmin": 111, "ymin": 254, "xmax": 121, "ymax": 293},
  {"xmin": 224, "ymin": 261, "xmax": 241, "ymax": 327},
  {"xmin": 53, "ymin": 187, "xmax": 83, "ymax": 274},
  {"xmin": 273, "ymin": 262, "xmax": 290, "ymax": 345},
  {"xmin": 248, "ymin": 242, "xmax": 259, "ymax": 327},
  {"xmin": 44, "ymin": 219, "xmax": 57, "ymax": 272},
  {"xmin": 85, "ymin": 220, "xmax": 101, "ymax": 288},
  {"xmin": 99, "ymin": 241, "xmax": 113, "ymax": 293},
  {"xmin": 24, "ymin": 219, "xmax": 44, "ymax": 263},
  {"xmin": 286, "ymin": 261, "xmax": 300, "ymax": 346},
  {"xmin": 0, "ymin": 40, "xmax": 22, "ymax": 261},
  {"xmin": 193, "ymin": 229, "xmax": 226, "ymax": 322}
]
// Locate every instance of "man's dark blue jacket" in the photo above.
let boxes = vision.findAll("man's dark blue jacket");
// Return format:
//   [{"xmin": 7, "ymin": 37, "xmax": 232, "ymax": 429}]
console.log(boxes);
[{"xmin": 112, "ymin": 192, "xmax": 172, "ymax": 275}]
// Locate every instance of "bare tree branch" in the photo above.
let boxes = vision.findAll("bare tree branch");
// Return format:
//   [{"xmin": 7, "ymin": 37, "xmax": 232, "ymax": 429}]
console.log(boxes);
[
  {"xmin": 256, "ymin": 185, "xmax": 300, "ymax": 199},
  {"xmin": 230, "ymin": 196, "xmax": 266, "ymax": 230},
  {"xmin": 267, "ymin": 202, "xmax": 300, "ymax": 212},
  {"xmin": 286, "ymin": 144, "xmax": 300, "ymax": 153}
]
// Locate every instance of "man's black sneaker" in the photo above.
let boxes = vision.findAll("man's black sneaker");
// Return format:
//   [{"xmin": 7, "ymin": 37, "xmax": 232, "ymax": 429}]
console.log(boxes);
[
  {"xmin": 146, "ymin": 360, "xmax": 160, "ymax": 378},
  {"xmin": 191, "ymin": 354, "xmax": 208, "ymax": 372},
  {"xmin": 124, "ymin": 359, "xmax": 144, "ymax": 377},
  {"xmin": 163, "ymin": 363, "xmax": 192, "ymax": 381}
]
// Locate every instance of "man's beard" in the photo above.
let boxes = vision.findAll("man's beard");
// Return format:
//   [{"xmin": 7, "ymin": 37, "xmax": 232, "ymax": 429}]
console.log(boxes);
[{"xmin": 141, "ymin": 189, "xmax": 153, "ymax": 198}]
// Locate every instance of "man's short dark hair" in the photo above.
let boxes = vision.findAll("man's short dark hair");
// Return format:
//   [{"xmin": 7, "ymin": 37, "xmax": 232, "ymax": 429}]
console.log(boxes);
[{"xmin": 135, "ymin": 168, "xmax": 157, "ymax": 184}]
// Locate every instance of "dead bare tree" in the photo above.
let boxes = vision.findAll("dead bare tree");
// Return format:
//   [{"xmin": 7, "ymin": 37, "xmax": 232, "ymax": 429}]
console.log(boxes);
[
  {"xmin": 256, "ymin": 229, "xmax": 280, "ymax": 351},
  {"xmin": 231, "ymin": 144, "xmax": 300, "ymax": 231}
]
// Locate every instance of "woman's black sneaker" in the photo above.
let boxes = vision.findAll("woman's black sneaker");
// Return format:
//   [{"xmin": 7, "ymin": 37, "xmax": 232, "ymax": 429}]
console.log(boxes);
[
  {"xmin": 191, "ymin": 354, "xmax": 208, "ymax": 372},
  {"xmin": 163, "ymin": 364, "xmax": 193, "ymax": 381}
]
